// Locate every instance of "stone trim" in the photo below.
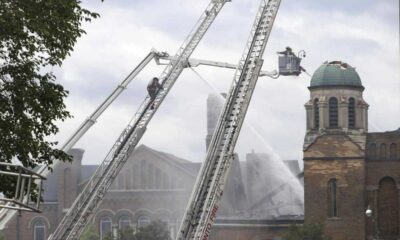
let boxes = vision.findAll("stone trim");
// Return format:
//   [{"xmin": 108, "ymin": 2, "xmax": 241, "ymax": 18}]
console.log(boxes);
[
  {"xmin": 133, "ymin": 208, "xmax": 153, "ymax": 222},
  {"xmin": 114, "ymin": 208, "xmax": 135, "ymax": 221},
  {"xmin": 308, "ymin": 85, "xmax": 365, "ymax": 91},
  {"xmin": 326, "ymin": 217, "xmax": 343, "ymax": 221},
  {"xmin": 28, "ymin": 216, "xmax": 51, "ymax": 229},
  {"xmin": 94, "ymin": 208, "xmax": 115, "ymax": 221}
]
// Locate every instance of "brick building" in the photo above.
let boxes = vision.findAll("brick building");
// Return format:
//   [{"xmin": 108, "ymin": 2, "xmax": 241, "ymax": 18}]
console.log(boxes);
[{"xmin": 303, "ymin": 61, "xmax": 400, "ymax": 240}]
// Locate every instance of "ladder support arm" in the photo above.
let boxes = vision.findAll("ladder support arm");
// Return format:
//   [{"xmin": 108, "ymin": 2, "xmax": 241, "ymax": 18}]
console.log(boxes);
[{"xmin": 155, "ymin": 54, "xmax": 279, "ymax": 78}]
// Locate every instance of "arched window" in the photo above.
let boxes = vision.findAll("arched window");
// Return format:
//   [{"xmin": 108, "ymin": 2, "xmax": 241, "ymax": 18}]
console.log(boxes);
[
  {"xmin": 34, "ymin": 220, "xmax": 46, "ymax": 240},
  {"xmin": 138, "ymin": 215, "xmax": 151, "ymax": 228},
  {"xmin": 119, "ymin": 215, "xmax": 131, "ymax": 230},
  {"xmin": 378, "ymin": 177, "xmax": 399, "ymax": 236},
  {"xmin": 348, "ymin": 98, "xmax": 356, "ymax": 128},
  {"xmin": 390, "ymin": 143, "xmax": 397, "ymax": 160},
  {"xmin": 314, "ymin": 98, "xmax": 319, "ymax": 129},
  {"xmin": 369, "ymin": 144, "xmax": 377, "ymax": 160},
  {"xmin": 328, "ymin": 179, "xmax": 338, "ymax": 217},
  {"xmin": 100, "ymin": 216, "xmax": 112, "ymax": 240},
  {"xmin": 380, "ymin": 143, "xmax": 387, "ymax": 160},
  {"xmin": 329, "ymin": 97, "xmax": 338, "ymax": 128}
]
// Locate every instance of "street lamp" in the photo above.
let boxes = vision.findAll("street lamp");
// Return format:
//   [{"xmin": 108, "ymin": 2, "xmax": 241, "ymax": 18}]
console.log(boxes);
[
  {"xmin": 365, "ymin": 205, "xmax": 380, "ymax": 240},
  {"xmin": 365, "ymin": 206, "xmax": 372, "ymax": 217}
]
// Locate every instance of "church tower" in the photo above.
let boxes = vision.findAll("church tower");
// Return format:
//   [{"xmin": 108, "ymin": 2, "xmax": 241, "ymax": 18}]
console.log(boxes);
[{"xmin": 303, "ymin": 61, "xmax": 369, "ymax": 239}]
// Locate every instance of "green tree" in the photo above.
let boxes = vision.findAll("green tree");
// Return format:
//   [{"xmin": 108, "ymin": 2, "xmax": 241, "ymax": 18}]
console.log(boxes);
[
  {"xmin": 0, "ymin": 0, "xmax": 100, "ymax": 198},
  {"xmin": 110, "ymin": 220, "xmax": 171, "ymax": 240},
  {"xmin": 134, "ymin": 220, "xmax": 171, "ymax": 240},
  {"xmin": 119, "ymin": 227, "xmax": 135, "ymax": 240},
  {"xmin": 80, "ymin": 224, "xmax": 100, "ymax": 240},
  {"xmin": 283, "ymin": 223, "xmax": 330, "ymax": 240}
]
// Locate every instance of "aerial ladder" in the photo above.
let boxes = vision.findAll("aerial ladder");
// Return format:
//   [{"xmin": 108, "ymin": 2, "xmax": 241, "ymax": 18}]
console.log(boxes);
[
  {"xmin": 0, "ymin": 50, "xmax": 168, "ymax": 228},
  {"xmin": 177, "ymin": 0, "xmax": 282, "ymax": 239},
  {"xmin": 47, "ymin": 0, "xmax": 230, "ymax": 239}
]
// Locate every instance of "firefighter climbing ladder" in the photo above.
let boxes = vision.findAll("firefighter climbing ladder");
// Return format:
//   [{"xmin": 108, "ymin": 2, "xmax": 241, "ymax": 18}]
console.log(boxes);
[
  {"xmin": 177, "ymin": 0, "xmax": 281, "ymax": 239},
  {"xmin": 48, "ymin": 1, "xmax": 230, "ymax": 239}
]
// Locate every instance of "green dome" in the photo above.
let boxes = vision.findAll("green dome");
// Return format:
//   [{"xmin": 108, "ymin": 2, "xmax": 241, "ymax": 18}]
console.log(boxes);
[{"xmin": 310, "ymin": 61, "xmax": 363, "ymax": 89}]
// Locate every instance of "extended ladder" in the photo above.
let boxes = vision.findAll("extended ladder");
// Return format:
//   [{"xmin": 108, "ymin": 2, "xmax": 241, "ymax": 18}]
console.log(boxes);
[
  {"xmin": 177, "ymin": 0, "xmax": 281, "ymax": 239},
  {"xmin": 0, "ymin": 50, "xmax": 166, "ymax": 228},
  {"xmin": 48, "ymin": 1, "xmax": 229, "ymax": 239}
]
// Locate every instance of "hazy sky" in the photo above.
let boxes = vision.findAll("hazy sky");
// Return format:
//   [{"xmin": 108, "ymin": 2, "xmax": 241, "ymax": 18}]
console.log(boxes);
[{"xmin": 52, "ymin": 0, "xmax": 400, "ymax": 166}]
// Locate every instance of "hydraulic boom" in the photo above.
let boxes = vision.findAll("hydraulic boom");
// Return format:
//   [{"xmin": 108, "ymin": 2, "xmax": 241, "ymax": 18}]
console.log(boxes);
[
  {"xmin": 49, "ymin": 0, "xmax": 230, "ymax": 239},
  {"xmin": 155, "ymin": 54, "xmax": 279, "ymax": 78},
  {"xmin": 177, "ymin": 0, "xmax": 281, "ymax": 239}
]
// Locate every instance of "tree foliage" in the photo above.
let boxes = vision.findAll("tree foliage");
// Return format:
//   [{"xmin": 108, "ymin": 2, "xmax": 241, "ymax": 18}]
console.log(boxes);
[
  {"xmin": 79, "ymin": 225, "xmax": 99, "ymax": 240},
  {"xmin": 105, "ymin": 220, "xmax": 172, "ymax": 240},
  {"xmin": 283, "ymin": 223, "xmax": 330, "ymax": 240},
  {"xmin": 0, "ymin": 0, "xmax": 99, "ymax": 197},
  {"xmin": 134, "ymin": 220, "xmax": 171, "ymax": 240}
]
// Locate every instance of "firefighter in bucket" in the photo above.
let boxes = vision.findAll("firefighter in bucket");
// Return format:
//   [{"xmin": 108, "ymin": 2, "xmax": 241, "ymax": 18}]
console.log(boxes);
[{"xmin": 277, "ymin": 46, "xmax": 307, "ymax": 76}]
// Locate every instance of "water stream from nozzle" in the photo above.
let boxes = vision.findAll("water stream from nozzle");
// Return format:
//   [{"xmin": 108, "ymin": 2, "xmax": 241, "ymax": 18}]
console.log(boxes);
[{"xmin": 190, "ymin": 67, "xmax": 304, "ymax": 218}]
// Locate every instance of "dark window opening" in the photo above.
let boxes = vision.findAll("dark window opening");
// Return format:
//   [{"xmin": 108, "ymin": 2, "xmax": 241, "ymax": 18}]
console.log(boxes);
[
  {"xmin": 328, "ymin": 179, "xmax": 338, "ymax": 217},
  {"xmin": 378, "ymin": 177, "xmax": 399, "ymax": 236},
  {"xmin": 369, "ymin": 144, "xmax": 377, "ymax": 160},
  {"xmin": 119, "ymin": 215, "xmax": 131, "ymax": 230},
  {"xmin": 34, "ymin": 220, "xmax": 46, "ymax": 240},
  {"xmin": 380, "ymin": 143, "xmax": 387, "ymax": 160},
  {"xmin": 329, "ymin": 97, "xmax": 338, "ymax": 128},
  {"xmin": 390, "ymin": 143, "xmax": 397, "ymax": 160},
  {"xmin": 314, "ymin": 98, "xmax": 319, "ymax": 129},
  {"xmin": 348, "ymin": 98, "xmax": 355, "ymax": 128},
  {"xmin": 100, "ymin": 216, "xmax": 112, "ymax": 240},
  {"xmin": 138, "ymin": 215, "xmax": 151, "ymax": 228}
]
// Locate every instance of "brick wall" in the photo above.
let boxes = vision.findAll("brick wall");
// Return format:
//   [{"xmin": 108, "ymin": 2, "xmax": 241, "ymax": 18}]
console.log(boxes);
[{"xmin": 304, "ymin": 134, "xmax": 366, "ymax": 240}]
